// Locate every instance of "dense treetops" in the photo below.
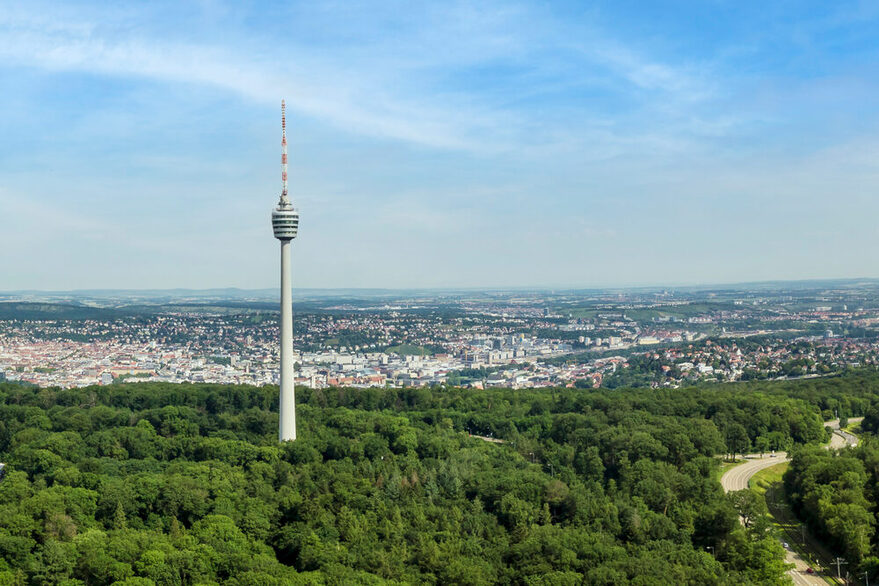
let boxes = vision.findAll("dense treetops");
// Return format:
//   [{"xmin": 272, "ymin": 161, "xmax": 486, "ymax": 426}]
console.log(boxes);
[
  {"xmin": 0, "ymin": 373, "xmax": 875, "ymax": 584},
  {"xmin": 785, "ymin": 443, "xmax": 876, "ymax": 569}
]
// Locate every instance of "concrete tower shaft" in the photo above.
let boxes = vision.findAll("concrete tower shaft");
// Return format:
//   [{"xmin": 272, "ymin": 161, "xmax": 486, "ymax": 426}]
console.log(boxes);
[{"xmin": 278, "ymin": 239, "xmax": 295, "ymax": 441}]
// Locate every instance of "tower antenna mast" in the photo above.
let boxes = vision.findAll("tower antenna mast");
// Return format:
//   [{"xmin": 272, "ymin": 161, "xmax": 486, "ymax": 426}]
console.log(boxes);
[{"xmin": 280, "ymin": 100, "xmax": 288, "ymax": 204}]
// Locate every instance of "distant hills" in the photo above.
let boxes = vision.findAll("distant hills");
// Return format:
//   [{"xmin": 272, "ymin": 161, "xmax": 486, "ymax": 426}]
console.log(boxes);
[
  {"xmin": 2, "ymin": 277, "xmax": 879, "ymax": 312},
  {"xmin": 0, "ymin": 302, "xmax": 121, "ymax": 321}
]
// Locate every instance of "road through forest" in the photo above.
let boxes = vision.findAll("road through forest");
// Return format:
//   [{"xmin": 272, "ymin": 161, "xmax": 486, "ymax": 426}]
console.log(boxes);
[{"xmin": 720, "ymin": 418, "xmax": 861, "ymax": 586}]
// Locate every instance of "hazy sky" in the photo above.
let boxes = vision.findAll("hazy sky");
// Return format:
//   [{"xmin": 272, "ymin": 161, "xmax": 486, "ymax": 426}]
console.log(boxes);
[{"xmin": 2, "ymin": 1, "xmax": 879, "ymax": 290}]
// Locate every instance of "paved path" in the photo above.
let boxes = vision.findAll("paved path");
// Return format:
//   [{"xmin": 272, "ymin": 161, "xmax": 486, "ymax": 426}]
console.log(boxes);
[
  {"xmin": 470, "ymin": 433, "xmax": 505, "ymax": 444},
  {"xmin": 720, "ymin": 417, "xmax": 862, "ymax": 586}
]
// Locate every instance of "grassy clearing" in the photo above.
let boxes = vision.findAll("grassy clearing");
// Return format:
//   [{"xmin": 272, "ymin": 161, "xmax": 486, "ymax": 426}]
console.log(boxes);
[{"xmin": 384, "ymin": 343, "xmax": 434, "ymax": 356}]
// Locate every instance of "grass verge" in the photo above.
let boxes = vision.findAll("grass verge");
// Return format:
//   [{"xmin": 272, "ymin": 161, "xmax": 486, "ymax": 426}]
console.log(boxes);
[
  {"xmin": 749, "ymin": 461, "xmax": 787, "ymax": 495},
  {"xmin": 844, "ymin": 423, "xmax": 862, "ymax": 435},
  {"xmin": 714, "ymin": 457, "xmax": 747, "ymax": 483}
]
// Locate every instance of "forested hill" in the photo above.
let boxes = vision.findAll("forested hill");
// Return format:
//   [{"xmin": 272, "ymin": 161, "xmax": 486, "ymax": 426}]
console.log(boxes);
[{"xmin": 0, "ymin": 374, "xmax": 877, "ymax": 585}]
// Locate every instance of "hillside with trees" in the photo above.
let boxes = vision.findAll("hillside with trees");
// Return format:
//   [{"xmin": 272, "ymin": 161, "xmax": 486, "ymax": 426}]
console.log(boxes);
[{"xmin": 0, "ymin": 373, "xmax": 877, "ymax": 584}]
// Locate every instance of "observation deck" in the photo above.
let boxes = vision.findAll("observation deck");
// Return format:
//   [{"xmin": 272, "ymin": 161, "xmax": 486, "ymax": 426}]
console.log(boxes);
[{"xmin": 272, "ymin": 203, "xmax": 299, "ymax": 240}]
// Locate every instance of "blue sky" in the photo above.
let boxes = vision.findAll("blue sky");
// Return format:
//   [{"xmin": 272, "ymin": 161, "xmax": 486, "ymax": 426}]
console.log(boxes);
[{"xmin": 2, "ymin": 0, "xmax": 879, "ymax": 289}]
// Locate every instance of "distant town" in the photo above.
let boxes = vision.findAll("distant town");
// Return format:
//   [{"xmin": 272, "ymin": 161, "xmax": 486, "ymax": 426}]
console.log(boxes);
[{"xmin": 2, "ymin": 280, "xmax": 879, "ymax": 391}]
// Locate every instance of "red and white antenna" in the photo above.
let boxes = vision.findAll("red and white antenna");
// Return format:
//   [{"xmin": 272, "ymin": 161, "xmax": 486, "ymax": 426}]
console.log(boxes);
[{"xmin": 281, "ymin": 100, "xmax": 288, "ymax": 201}]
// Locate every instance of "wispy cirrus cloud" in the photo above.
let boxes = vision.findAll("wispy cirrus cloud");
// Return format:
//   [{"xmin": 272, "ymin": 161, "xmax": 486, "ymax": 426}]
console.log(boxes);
[
  {"xmin": 0, "ymin": 30, "xmax": 482, "ymax": 150},
  {"xmin": 0, "ymin": 0, "xmax": 726, "ymax": 155}
]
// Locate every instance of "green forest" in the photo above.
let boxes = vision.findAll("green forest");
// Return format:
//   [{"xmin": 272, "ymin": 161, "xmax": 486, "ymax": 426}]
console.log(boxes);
[{"xmin": 3, "ymin": 372, "xmax": 879, "ymax": 584}]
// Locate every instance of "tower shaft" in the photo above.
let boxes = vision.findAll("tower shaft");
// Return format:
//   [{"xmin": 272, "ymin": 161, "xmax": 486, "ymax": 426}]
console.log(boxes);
[{"xmin": 279, "ymin": 239, "xmax": 296, "ymax": 441}]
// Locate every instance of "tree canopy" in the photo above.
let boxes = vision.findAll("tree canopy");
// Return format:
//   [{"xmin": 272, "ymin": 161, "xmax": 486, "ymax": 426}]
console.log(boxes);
[{"xmin": 0, "ymin": 373, "xmax": 873, "ymax": 584}]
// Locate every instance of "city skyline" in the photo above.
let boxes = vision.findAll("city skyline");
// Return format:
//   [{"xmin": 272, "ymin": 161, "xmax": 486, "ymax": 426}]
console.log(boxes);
[
  {"xmin": 4, "ymin": 1, "xmax": 879, "ymax": 289},
  {"xmin": 3, "ymin": 281, "xmax": 878, "ymax": 392}
]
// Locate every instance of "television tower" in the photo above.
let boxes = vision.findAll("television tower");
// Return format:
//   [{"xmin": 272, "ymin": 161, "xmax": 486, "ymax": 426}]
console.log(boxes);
[{"xmin": 272, "ymin": 100, "xmax": 299, "ymax": 442}]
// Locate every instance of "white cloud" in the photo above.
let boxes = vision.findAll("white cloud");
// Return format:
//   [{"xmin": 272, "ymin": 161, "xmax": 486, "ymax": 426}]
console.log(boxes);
[{"xmin": 0, "ymin": 14, "xmax": 511, "ymax": 151}]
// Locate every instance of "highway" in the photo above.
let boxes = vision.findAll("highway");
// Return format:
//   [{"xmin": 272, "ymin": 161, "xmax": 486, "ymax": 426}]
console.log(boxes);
[{"xmin": 720, "ymin": 418, "xmax": 862, "ymax": 586}]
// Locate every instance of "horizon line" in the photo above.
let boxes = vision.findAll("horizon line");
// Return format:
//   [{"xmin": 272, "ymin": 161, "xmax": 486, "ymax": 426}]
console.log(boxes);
[{"xmin": 2, "ymin": 276, "xmax": 878, "ymax": 296}]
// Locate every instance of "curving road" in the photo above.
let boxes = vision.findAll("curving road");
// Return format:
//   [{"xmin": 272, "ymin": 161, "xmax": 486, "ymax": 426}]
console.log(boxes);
[
  {"xmin": 828, "ymin": 417, "xmax": 860, "ymax": 449},
  {"xmin": 721, "ymin": 452, "xmax": 788, "ymax": 492},
  {"xmin": 720, "ymin": 418, "xmax": 862, "ymax": 586}
]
